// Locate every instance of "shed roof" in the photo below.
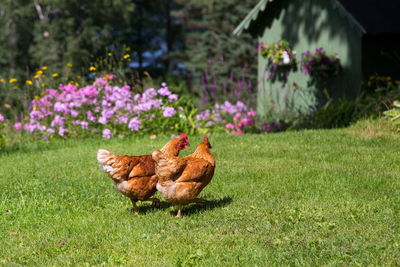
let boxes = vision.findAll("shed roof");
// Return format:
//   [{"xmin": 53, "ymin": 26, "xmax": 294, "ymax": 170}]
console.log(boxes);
[{"xmin": 233, "ymin": 0, "xmax": 400, "ymax": 36}]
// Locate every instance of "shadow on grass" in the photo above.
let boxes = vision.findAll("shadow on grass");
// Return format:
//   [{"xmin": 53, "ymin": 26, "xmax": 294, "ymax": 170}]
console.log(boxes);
[
  {"xmin": 133, "ymin": 196, "xmax": 233, "ymax": 216},
  {"xmin": 136, "ymin": 201, "xmax": 173, "ymax": 214},
  {"xmin": 169, "ymin": 196, "xmax": 233, "ymax": 217}
]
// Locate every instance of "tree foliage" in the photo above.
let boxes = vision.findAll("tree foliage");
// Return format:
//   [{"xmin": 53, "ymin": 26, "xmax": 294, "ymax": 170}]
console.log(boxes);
[
  {"xmin": 174, "ymin": 0, "xmax": 258, "ymax": 105},
  {"xmin": 0, "ymin": 0, "xmax": 258, "ymax": 107}
]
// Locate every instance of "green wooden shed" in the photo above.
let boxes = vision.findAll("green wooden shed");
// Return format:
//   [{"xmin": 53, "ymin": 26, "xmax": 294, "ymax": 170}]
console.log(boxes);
[{"xmin": 234, "ymin": 0, "xmax": 400, "ymax": 121}]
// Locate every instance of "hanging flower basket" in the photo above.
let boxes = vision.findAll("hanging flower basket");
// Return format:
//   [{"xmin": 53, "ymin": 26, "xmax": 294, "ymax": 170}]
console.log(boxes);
[
  {"xmin": 259, "ymin": 40, "xmax": 297, "ymax": 68},
  {"xmin": 301, "ymin": 48, "xmax": 342, "ymax": 79}
]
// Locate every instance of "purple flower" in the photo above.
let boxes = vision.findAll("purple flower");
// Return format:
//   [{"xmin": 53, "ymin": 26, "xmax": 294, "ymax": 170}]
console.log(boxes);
[
  {"xmin": 235, "ymin": 101, "xmax": 246, "ymax": 112},
  {"xmin": 196, "ymin": 110, "xmax": 211, "ymax": 121},
  {"xmin": 86, "ymin": 111, "xmax": 96, "ymax": 122},
  {"xmin": 54, "ymin": 102, "xmax": 68, "ymax": 113},
  {"xmin": 146, "ymin": 114, "xmax": 155, "ymax": 120},
  {"xmin": 102, "ymin": 128, "xmax": 112, "ymax": 139},
  {"xmin": 47, "ymin": 128, "xmax": 55, "ymax": 134},
  {"xmin": 158, "ymin": 87, "xmax": 171, "ymax": 96},
  {"xmin": 30, "ymin": 110, "xmax": 44, "ymax": 120},
  {"xmin": 98, "ymin": 117, "xmax": 108, "ymax": 125},
  {"xmin": 58, "ymin": 127, "xmax": 68, "ymax": 136},
  {"xmin": 168, "ymin": 94, "xmax": 178, "ymax": 102},
  {"xmin": 143, "ymin": 88, "xmax": 157, "ymax": 100},
  {"xmin": 80, "ymin": 121, "xmax": 89, "ymax": 129},
  {"xmin": 0, "ymin": 114, "xmax": 4, "ymax": 122},
  {"xmin": 128, "ymin": 117, "xmax": 141, "ymax": 131},
  {"xmin": 118, "ymin": 115, "xmax": 128, "ymax": 124},
  {"xmin": 70, "ymin": 109, "xmax": 79, "ymax": 117},
  {"xmin": 205, "ymin": 121, "xmax": 214, "ymax": 127},
  {"xmin": 51, "ymin": 115, "xmax": 65, "ymax": 127},
  {"xmin": 162, "ymin": 106, "xmax": 176, "ymax": 117}
]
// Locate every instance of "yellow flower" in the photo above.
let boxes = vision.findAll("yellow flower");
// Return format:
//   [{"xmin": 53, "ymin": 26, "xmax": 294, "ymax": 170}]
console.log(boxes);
[
  {"xmin": 40, "ymin": 91, "xmax": 45, "ymax": 96},
  {"xmin": 36, "ymin": 70, "xmax": 43, "ymax": 76},
  {"xmin": 388, "ymin": 81, "xmax": 393, "ymax": 86},
  {"xmin": 123, "ymin": 54, "xmax": 130, "ymax": 59},
  {"xmin": 89, "ymin": 66, "xmax": 96, "ymax": 71},
  {"xmin": 107, "ymin": 52, "xmax": 113, "ymax": 56},
  {"xmin": 9, "ymin": 78, "xmax": 17, "ymax": 83},
  {"xmin": 52, "ymin": 73, "xmax": 59, "ymax": 77},
  {"xmin": 125, "ymin": 47, "xmax": 131, "ymax": 51},
  {"xmin": 33, "ymin": 106, "xmax": 37, "ymax": 111},
  {"xmin": 34, "ymin": 74, "xmax": 40, "ymax": 79},
  {"xmin": 40, "ymin": 82, "xmax": 46, "ymax": 87},
  {"xmin": 12, "ymin": 86, "xmax": 19, "ymax": 90},
  {"xmin": 42, "ymin": 66, "xmax": 48, "ymax": 70},
  {"xmin": 74, "ymin": 82, "xmax": 79, "ymax": 87},
  {"xmin": 0, "ymin": 78, "xmax": 5, "ymax": 83},
  {"xmin": 387, "ymin": 76, "xmax": 392, "ymax": 81},
  {"xmin": 26, "ymin": 80, "xmax": 33, "ymax": 85},
  {"xmin": 34, "ymin": 96, "xmax": 40, "ymax": 100},
  {"xmin": 395, "ymin": 80, "xmax": 400, "ymax": 85},
  {"xmin": 67, "ymin": 63, "xmax": 73, "ymax": 68}
]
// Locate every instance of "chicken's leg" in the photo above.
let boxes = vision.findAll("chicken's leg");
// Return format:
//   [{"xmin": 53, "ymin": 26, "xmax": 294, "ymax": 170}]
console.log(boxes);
[
  {"xmin": 130, "ymin": 199, "xmax": 139, "ymax": 213},
  {"xmin": 147, "ymin": 197, "xmax": 160, "ymax": 207},
  {"xmin": 176, "ymin": 206, "xmax": 183, "ymax": 217}
]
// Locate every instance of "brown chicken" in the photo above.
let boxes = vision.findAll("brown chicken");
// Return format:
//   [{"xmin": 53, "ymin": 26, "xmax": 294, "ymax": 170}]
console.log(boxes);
[
  {"xmin": 152, "ymin": 136, "xmax": 215, "ymax": 217},
  {"xmin": 97, "ymin": 134, "xmax": 190, "ymax": 212}
]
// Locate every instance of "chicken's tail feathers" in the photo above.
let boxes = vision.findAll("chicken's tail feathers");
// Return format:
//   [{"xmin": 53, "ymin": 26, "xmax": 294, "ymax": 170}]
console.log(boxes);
[{"xmin": 97, "ymin": 149, "xmax": 115, "ymax": 172}]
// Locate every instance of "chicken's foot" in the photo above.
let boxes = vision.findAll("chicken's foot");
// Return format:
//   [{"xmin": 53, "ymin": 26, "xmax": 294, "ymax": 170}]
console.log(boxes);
[
  {"xmin": 175, "ymin": 206, "xmax": 183, "ymax": 218},
  {"xmin": 148, "ymin": 197, "xmax": 160, "ymax": 207},
  {"xmin": 130, "ymin": 199, "xmax": 139, "ymax": 213}
]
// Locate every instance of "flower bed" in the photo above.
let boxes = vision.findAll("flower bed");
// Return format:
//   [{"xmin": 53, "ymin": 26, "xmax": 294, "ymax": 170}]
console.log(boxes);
[
  {"xmin": 0, "ymin": 74, "xmax": 285, "ymax": 141},
  {"xmin": 13, "ymin": 75, "xmax": 196, "ymax": 139}
]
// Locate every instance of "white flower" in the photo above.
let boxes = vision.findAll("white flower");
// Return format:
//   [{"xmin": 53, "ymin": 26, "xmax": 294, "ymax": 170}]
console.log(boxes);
[{"xmin": 282, "ymin": 51, "xmax": 290, "ymax": 65}]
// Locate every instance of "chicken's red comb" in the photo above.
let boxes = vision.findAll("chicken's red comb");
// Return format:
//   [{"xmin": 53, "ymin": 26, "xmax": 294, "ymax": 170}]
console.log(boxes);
[
  {"xmin": 179, "ymin": 133, "xmax": 188, "ymax": 139},
  {"xmin": 203, "ymin": 136, "xmax": 209, "ymax": 142}
]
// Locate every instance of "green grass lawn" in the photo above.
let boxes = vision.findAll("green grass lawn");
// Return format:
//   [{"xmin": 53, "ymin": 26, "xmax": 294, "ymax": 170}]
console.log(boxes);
[{"xmin": 1, "ymin": 128, "xmax": 400, "ymax": 266}]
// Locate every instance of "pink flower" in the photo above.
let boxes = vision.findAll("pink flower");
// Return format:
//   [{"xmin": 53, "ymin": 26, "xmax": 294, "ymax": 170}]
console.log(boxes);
[
  {"xmin": 14, "ymin": 122, "xmax": 22, "ymax": 130},
  {"xmin": 225, "ymin": 123, "xmax": 235, "ymax": 129},
  {"xmin": 0, "ymin": 113, "xmax": 4, "ymax": 122},
  {"xmin": 233, "ymin": 113, "xmax": 242, "ymax": 121},
  {"xmin": 240, "ymin": 118, "xmax": 254, "ymax": 127},
  {"xmin": 247, "ymin": 111, "xmax": 256, "ymax": 117}
]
